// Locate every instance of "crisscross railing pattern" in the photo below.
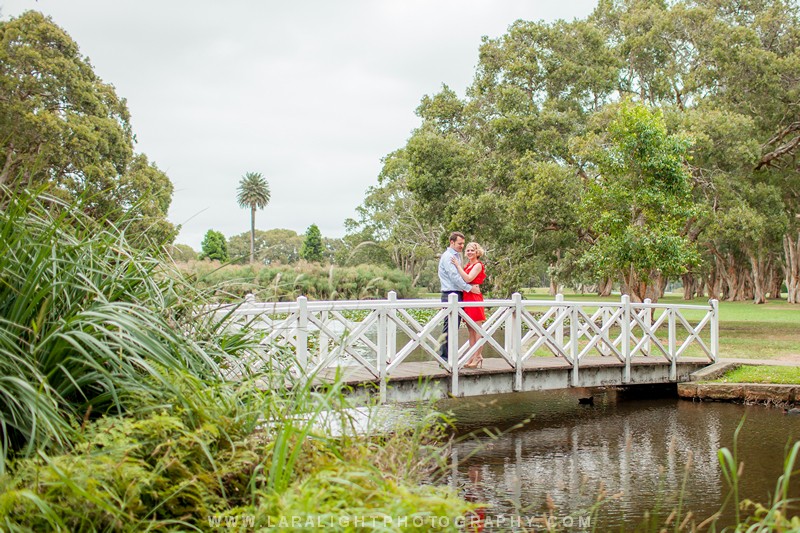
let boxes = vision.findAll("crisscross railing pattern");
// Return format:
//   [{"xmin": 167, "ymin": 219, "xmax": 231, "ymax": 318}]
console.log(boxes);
[{"xmin": 215, "ymin": 292, "xmax": 719, "ymax": 401}]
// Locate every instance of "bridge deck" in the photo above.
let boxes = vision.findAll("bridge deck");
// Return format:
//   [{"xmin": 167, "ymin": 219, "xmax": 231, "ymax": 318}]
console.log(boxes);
[{"xmin": 314, "ymin": 356, "xmax": 711, "ymax": 402}]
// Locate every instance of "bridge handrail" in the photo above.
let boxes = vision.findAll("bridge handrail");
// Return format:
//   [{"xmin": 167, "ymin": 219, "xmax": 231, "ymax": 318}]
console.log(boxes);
[{"xmin": 215, "ymin": 292, "xmax": 719, "ymax": 401}]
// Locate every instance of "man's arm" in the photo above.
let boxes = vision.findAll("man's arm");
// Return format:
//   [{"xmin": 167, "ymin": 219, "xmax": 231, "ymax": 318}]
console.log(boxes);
[{"xmin": 442, "ymin": 257, "xmax": 472, "ymax": 292}]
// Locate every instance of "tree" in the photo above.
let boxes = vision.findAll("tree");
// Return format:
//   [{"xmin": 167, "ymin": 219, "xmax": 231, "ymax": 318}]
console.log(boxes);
[
  {"xmin": 236, "ymin": 172, "xmax": 271, "ymax": 264},
  {"xmin": 300, "ymin": 224, "xmax": 324, "ymax": 263},
  {"xmin": 0, "ymin": 11, "xmax": 176, "ymax": 245},
  {"xmin": 577, "ymin": 101, "xmax": 699, "ymax": 302},
  {"xmin": 227, "ymin": 228, "xmax": 302, "ymax": 265},
  {"xmin": 166, "ymin": 243, "xmax": 198, "ymax": 262},
  {"xmin": 199, "ymin": 229, "xmax": 228, "ymax": 262}
]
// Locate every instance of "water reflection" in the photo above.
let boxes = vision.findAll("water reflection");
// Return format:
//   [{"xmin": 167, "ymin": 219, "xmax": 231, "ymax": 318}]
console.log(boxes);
[{"xmin": 440, "ymin": 388, "xmax": 800, "ymax": 530}]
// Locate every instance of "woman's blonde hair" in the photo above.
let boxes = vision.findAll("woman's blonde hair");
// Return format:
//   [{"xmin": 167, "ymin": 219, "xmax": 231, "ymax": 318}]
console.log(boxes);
[{"xmin": 466, "ymin": 242, "xmax": 484, "ymax": 258}]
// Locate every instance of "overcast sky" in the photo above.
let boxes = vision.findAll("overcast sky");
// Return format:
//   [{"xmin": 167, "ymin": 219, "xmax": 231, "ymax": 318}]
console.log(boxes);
[{"xmin": 2, "ymin": 1, "xmax": 597, "ymax": 249}]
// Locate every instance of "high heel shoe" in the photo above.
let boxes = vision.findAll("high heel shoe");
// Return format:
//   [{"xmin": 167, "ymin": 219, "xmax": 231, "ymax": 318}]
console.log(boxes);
[{"xmin": 465, "ymin": 356, "xmax": 483, "ymax": 369}]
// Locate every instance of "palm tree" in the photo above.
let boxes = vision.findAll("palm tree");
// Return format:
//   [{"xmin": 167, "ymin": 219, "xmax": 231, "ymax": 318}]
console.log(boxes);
[{"xmin": 236, "ymin": 172, "xmax": 271, "ymax": 264}]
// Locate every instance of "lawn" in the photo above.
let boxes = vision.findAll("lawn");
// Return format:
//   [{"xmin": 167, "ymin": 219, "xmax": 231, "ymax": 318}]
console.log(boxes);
[{"xmin": 711, "ymin": 365, "xmax": 800, "ymax": 384}]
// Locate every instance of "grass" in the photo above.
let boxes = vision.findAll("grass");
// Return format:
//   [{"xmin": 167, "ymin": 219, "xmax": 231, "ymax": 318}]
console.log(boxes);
[{"xmin": 711, "ymin": 365, "xmax": 800, "ymax": 384}]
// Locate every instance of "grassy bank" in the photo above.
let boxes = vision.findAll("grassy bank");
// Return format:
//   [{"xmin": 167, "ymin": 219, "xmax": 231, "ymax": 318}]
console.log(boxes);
[{"xmin": 711, "ymin": 365, "xmax": 800, "ymax": 385}]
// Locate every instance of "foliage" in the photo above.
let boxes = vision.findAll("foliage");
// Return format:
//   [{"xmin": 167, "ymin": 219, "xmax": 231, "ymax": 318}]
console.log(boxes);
[
  {"xmin": 0, "ymin": 11, "xmax": 175, "ymax": 244},
  {"xmin": 236, "ymin": 171, "xmax": 271, "ymax": 264},
  {"xmin": 178, "ymin": 260, "xmax": 418, "ymax": 301},
  {"xmin": 346, "ymin": 0, "xmax": 800, "ymax": 303},
  {"xmin": 0, "ymin": 189, "xmax": 467, "ymax": 530},
  {"xmin": 300, "ymin": 223, "xmax": 324, "ymax": 263},
  {"xmin": 575, "ymin": 101, "xmax": 699, "ymax": 302},
  {"xmin": 228, "ymin": 228, "xmax": 303, "ymax": 265},
  {"xmin": 200, "ymin": 229, "xmax": 228, "ymax": 262},
  {"xmin": 167, "ymin": 243, "xmax": 198, "ymax": 262},
  {"xmin": 0, "ymin": 189, "xmax": 234, "ymax": 467}
]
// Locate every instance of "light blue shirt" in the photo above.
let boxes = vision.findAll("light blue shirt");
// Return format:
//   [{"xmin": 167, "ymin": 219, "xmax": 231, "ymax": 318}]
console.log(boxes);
[{"xmin": 438, "ymin": 247, "xmax": 472, "ymax": 292}]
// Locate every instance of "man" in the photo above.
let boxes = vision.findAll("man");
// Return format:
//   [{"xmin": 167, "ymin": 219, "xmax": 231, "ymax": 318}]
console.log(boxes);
[{"xmin": 438, "ymin": 231, "xmax": 480, "ymax": 361}]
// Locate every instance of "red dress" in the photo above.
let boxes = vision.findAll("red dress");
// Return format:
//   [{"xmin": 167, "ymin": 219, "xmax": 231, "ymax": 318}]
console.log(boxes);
[{"xmin": 463, "ymin": 262, "xmax": 486, "ymax": 322}]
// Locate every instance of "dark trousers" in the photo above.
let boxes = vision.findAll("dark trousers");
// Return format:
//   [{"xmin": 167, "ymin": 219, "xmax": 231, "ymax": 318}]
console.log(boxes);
[{"xmin": 440, "ymin": 291, "xmax": 463, "ymax": 361}]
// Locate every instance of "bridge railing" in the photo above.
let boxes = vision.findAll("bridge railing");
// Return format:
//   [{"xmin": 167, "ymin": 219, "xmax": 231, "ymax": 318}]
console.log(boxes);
[{"xmin": 214, "ymin": 292, "xmax": 719, "ymax": 400}]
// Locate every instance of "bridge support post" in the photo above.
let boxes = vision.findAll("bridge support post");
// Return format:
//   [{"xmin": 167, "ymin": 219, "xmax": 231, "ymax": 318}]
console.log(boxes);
[
  {"xmin": 448, "ymin": 292, "xmax": 459, "ymax": 396},
  {"xmin": 555, "ymin": 294, "xmax": 565, "ymax": 351},
  {"xmin": 710, "ymin": 299, "xmax": 719, "ymax": 362},
  {"xmin": 570, "ymin": 305, "xmax": 579, "ymax": 386},
  {"xmin": 296, "ymin": 296, "xmax": 308, "ymax": 371},
  {"xmin": 643, "ymin": 298, "xmax": 652, "ymax": 356},
  {"xmin": 512, "ymin": 292, "xmax": 523, "ymax": 391},
  {"xmin": 622, "ymin": 294, "xmax": 631, "ymax": 383},
  {"xmin": 669, "ymin": 308, "xmax": 677, "ymax": 380},
  {"xmin": 387, "ymin": 291, "xmax": 397, "ymax": 365},
  {"xmin": 378, "ymin": 301, "xmax": 387, "ymax": 403}
]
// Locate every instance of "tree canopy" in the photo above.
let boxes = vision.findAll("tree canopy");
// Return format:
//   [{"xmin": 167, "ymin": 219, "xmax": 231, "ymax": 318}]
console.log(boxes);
[
  {"xmin": 0, "ymin": 11, "xmax": 176, "ymax": 246},
  {"xmin": 346, "ymin": 0, "xmax": 800, "ymax": 303},
  {"xmin": 300, "ymin": 224, "xmax": 324, "ymax": 263},
  {"xmin": 200, "ymin": 229, "xmax": 228, "ymax": 262}
]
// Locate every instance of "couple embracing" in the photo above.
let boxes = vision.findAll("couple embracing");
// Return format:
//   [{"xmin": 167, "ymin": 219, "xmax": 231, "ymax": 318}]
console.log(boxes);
[{"xmin": 438, "ymin": 231, "xmax": 487, "ymax": 369}]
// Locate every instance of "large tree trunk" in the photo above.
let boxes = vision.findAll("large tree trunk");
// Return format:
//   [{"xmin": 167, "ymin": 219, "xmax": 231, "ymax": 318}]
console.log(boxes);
[
  {"xmin": 785, "ymin": 232, "xmax": 800, "ymax": 304},
  {"xmin": 597, "ymin": 277, "xmax": 613, "ymax": 297},
  {"xmin": 767, "ymin": 261, "xmax": 783, "ymax": 299},
  {"xmin": 644, "ymin": 271, "xmax": 664, "ymax": 302},
  {"xmin": 748, "ymin": 252, "xmax": 767, "ymax": 304},
  {"xmin": 549, "ymin": 276, "xmax": 560, "ymax": 297},
  {"xmin": 622, "ymin": 267, "xmax": 647, "ymax": 303},
  {"xmin": 682, "ymin": 272, "xmax": 697, "ymax": 300}
]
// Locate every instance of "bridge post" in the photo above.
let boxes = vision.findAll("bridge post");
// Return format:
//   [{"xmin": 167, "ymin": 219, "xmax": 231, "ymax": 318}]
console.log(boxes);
[
  {"xmin": 555, "ymin": 294, "xmax": 565, "ymax": 350},
  {"xmin": 570, "ymin": 304, "xmax": 579, "ymax": 386},
  {"xmin": 296, "ymin": 296, "xmax": 309, "ymax": 370},
  {"xmin": 387, "ymin": 291, "xmax": 397, "ymax": 366},
  {"xmin": 710, "ymin": 299, "xmax": 719, "ymax": 362},
  {"xmin": 621, "ymin": 294, "xmax": 631, "ymax": 383},
  {"xmin": 599, "ymin": 306, "xmax": 610, "ymax": 356},
  {"xmin": 448, "ymin": 292, "xmax": 459, "ymax": 396},
  {"xmin": 512, "ymin": 292, "xmax": 523, "ymax": 391},
  {"xmin": 319, "ymin": 310, "xmax": 329, "ymax": 362},
  {"xmin": 643, "ymin": 298, "xmax": 652, "ymax": 356},
  {"xmin": 377, "ymin": 299, "xmax": 387, "ymax": 403},
  {"xmin": 669, "ymin": 307, "xmax": 677, "ymax": 380}
]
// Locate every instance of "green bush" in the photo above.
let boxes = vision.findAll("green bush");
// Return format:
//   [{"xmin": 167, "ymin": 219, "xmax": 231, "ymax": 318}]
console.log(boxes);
[{"xmin": 179, "ymin": 261, "xmax": 418, "ymax": 301}]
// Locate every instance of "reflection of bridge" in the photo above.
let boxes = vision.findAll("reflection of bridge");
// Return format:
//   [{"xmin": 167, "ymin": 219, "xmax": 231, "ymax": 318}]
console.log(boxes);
[{"xmin": 217, "ymin": 292, "xmax": 718, "ymax": 402}]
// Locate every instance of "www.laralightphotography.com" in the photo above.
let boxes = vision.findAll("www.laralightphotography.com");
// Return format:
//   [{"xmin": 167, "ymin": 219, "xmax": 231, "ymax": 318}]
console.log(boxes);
[{"xmin": 207, "ymin": 512, "xmax": 592, "ymax": 530}]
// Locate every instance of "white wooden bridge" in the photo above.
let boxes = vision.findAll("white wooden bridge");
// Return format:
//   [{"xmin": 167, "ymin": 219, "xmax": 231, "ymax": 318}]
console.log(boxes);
[{"xmin": 215, "ymin": 292, "xmax": 719, "ymax": 403}]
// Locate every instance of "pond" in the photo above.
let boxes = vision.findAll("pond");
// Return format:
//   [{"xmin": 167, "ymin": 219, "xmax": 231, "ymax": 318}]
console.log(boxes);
[{"xmin": 437, "ymin": 387, "xmax": 800, "ymax": 531}]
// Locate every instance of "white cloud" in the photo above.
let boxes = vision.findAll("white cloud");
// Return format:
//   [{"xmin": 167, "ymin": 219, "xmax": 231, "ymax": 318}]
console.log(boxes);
[{"xmin": 1, "ymin": 0, "xmax": 597, "ymax": 248}]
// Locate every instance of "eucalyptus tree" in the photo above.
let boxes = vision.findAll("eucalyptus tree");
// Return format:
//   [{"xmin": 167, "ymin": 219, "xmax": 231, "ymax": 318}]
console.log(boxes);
[
  {"xmin": 575, "ymin": 101, "xmax": 699, "ymax": 303},
  {"xmin": 236, "ymin": 171, "xmax": 271, "ymax": 264},
  {"xmin": 0, "ymin": 11, "xmax": 175, "ymax": 243}
]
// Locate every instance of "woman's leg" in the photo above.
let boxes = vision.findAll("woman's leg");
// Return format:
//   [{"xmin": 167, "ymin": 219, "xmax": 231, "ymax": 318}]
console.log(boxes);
[
  {"xmin": 466, "ymin": 325, "xmax": 481, "ymax": 366},
  {"xmin": 474, "ymin": 320, "xmax": 485, "ymax": 360}
]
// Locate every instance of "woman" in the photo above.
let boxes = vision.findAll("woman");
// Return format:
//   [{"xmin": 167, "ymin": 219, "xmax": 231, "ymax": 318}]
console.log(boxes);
[{"xmin": 451, "ymin": 242, "xmax": 486, "ymax": 368}]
